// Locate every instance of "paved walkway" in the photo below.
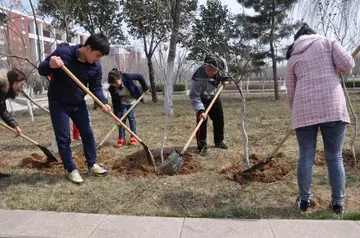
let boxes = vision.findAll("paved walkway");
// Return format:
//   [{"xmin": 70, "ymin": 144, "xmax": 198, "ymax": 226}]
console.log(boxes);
[{"xmin": 0, "ymin": 209, "xmax": 359, "ymax": 238}]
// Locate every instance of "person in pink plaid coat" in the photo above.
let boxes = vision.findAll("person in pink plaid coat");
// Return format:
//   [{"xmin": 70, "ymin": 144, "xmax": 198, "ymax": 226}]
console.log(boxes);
[{"xmin": 286, "ymin": 24, "xmax": 355, "ymax": 214}]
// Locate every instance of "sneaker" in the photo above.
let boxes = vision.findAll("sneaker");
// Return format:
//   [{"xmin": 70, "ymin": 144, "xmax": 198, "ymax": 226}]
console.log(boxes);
[
  {"xmin": 130, "ymin": 137, "xmax": 137, "ymax": 146},
  {"xmin": 68, "ymin": 170, "xmax": 84, "ymax": 184},
  {"xmin": 90, "ymin": 164, "xmax": 108, "ymax": 177},
  {"xmin": 331, "ymin": 203, "xmax": 344, "ymax": 214},
  {"xmin": 297, "ymin": 197, "xmax": 311, "ymax": 212},
  {"xmin": 0, "ymin": 172, "xmax": 11, "ymax": 179},
  {"xmin": 215, "ymin": 141, "xmax": 228, "ymax": 149},
  {"xmin": 198, "ymin": 147, "xmax": 208, "ymax": 157},
  {"xmin": 114, "ymin": 139, "xmax": 125, "ymax": 148}
]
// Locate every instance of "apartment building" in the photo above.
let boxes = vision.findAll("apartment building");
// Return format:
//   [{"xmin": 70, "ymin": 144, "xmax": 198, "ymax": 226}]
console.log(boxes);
[
  {"xmin": 0, "ymin": 6, "xmax": 89, "ymax": 68},
  {"xmin": 0, "ymin": 6, "xmax": 145, "ymax": 72}
]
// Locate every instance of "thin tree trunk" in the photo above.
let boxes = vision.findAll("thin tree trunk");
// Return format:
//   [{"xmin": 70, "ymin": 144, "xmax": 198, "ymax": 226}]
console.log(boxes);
[
  {"xmin": 146, "ymin": 57, "xmax": 158, "ymax": 103},
  {"xmin": 161, "ymin": 0, "xmax": 181, "ymax": 161},
  {"xmin": 235, "ymin": 81, "xmax": 249, "ymax": 168},
  {"xmin": 270, "ymin": 1, "xmax": 279, "ymax": 100}
]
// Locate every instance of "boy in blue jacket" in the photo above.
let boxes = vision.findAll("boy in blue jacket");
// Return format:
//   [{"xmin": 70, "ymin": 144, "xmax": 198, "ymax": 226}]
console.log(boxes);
[
  {"xmin": 38, "ymin": 33, "xmax": 111, "ymax": 184},
  {"xmin": 107, "ymin": 68, "xmax": 149, "ymax": 147}
]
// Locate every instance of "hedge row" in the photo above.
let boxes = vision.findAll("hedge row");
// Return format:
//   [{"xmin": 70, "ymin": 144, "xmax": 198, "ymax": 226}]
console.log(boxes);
[{"xmin": 155, "ymin": 84, "xmax": 187, "ymax": 92}]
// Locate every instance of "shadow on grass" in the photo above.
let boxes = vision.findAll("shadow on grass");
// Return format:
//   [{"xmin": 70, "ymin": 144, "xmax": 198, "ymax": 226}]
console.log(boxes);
[
  {"xmin": 156, "ymin": 189, "xmax": 360, "ymax": 221},
  {"xmin": 0, "ymin": 172, "xmax": 65, "ymax": 189}
]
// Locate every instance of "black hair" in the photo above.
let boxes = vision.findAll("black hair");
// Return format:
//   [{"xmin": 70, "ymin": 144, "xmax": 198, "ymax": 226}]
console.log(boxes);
[
  {"xmin": 7, "ymin": 69, "xmax": 26, "ymax": 84},
  {"xmin": 57, "ymin": 42, "xmax": 70, "ymax": 48},
  {"xmin": 108, "ymin": 68, "xmax": 122, "ymax": 84},
  {"xmin": 204, "ymin": 54, "xmax": 225, "ymax": 71},
  {"xmin": 7, "ymin": 69, "xmax": 26, "ymax": 99},
  {"xmin": 84, "ymin": 32, "xmax": 110, "ymax": 56},
  {"xmin": 286, "ymin": 23, "xmax": 316, "ymax": 60}
]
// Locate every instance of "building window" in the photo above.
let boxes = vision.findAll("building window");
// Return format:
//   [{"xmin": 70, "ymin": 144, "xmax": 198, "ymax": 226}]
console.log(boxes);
[
  {"xmin": 43, "ymin": 30, "xmax": 50, "ymax": 38},
  {"xmin": 21, "ymin": 19, "xmax": 24, "ymax": 30},
  {"xmin": 56, "ymin": 33, "xmax": 62, "ymax": 41}
]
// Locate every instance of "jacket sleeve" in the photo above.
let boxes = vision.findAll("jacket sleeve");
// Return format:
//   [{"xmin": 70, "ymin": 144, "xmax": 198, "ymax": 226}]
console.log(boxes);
[
  {"xmin": 38, "ymin": 49, "xmax": 60, "ymax": 76},
  {"xmin": 0, "ymin": 97, "xmax": 17, "ymax": 128},
  {"xmin": 89, "ymin": 64, "xmax": 108, "ymax": 105},
  {"xmin": 332, "ymin": 41, "xmax": 355, "ymax": 74},
  {"xmin": 285, "ymin": 61, "xmax": 297, "ymax": 109},
  {"xmin": 131, "ymin": 73, "xmax": 149, "ymax": 92},
  {"xmin": 189, "ymin": 79, "xmax": 205, "ymax": 113}
]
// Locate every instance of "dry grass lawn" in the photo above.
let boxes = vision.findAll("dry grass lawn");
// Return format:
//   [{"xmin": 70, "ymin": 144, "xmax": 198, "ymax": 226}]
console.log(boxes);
[{"xmin": 0, "ymin": 93, "xmax": 360, "ymax": 220}]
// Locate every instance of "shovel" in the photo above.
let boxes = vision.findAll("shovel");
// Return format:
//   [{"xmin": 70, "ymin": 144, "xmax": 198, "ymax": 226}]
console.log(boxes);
[
  {"xmin": 97, "ymin": 94, "xmax": 145, "ymax": 149},
  {"xmin": 242, "ymin": 129, "xmax": 293, "ymax": 173},
  {"xmin": 0, "ymin": 121, "xmax": 58, "ymax": 163},
  {"xmin": 159, "ymin": 84, "xmax": 225, "ymax": 175},
  {"xmin": 61, "ymin": 66, "xmax": 157, "ymax": 171}
]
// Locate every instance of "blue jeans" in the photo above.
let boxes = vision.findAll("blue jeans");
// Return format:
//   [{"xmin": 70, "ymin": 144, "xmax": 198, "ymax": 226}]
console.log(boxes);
[
  {"xmin": 49, "ymin": 100, "xmax": 96, "ymax": 172},
  {"xmin": 295, "ymin": 121, "xmax": 346, "ymax": 205},
  {"xmin": 114, "ymin": 104, "xmax": 136, "ymax": 139}
]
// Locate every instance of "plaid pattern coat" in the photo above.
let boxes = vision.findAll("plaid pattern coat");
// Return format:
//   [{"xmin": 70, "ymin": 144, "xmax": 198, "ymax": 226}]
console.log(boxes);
[{"xmin": 286, "ymin": 35, "xmax": 355, "ymax": 129}]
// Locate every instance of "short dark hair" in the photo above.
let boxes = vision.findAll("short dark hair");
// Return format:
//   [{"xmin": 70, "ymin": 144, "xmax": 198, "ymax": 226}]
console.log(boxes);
[
  {"xmin": 108, "ymin": 68, "xmax": 122, "ymax": 84},
  {"xmin": 57, "ymin": 42, "xmax": 69, "ymax": 48},
  {"xmin": 7, "ymin": 68, "xmax": 26, "ymax": 84},
  {"xmin": 204, "ymin": 54, "xmax": 225, "ymax": 71},
  {"xmin": 84, "ymin": 33, "xmax": 110, "ymax": 56}
]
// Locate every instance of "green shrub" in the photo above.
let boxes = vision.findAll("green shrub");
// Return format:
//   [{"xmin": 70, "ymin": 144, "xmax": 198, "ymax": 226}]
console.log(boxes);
[
  {"xmin": 173, "ymin": 83, "xmax": 186, "ymax": 92},
  {"xmin": 155, "ymin": 83, "xmax": 187, "ymax": 92}
]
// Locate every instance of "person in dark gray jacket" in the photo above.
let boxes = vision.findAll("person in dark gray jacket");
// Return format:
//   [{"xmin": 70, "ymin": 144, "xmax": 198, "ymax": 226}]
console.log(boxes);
[{"xmin": 189, "ymin": 55, "xmax": 229, "ymax": 156}]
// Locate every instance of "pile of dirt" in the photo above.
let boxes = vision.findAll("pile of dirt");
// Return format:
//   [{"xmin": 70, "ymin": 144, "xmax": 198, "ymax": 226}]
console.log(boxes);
[
  {"xmin": 19, "ymin": 151, "xmax": 111, "ymax": 175},
  {"xmin": 221, "ymin": 152, "xmax": 294, "ymax": 184},
  {"xmin": 315, "ymin": 149, "xmax": 358, "ymax": 168},
  {"xmin": 113, "ymin": 147, "xmax": 201, "ymax": 179}
]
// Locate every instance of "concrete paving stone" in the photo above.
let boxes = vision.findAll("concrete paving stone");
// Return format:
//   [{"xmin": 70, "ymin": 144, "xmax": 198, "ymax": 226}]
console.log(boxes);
[
  {"xmin": 180, "ymin": 218, "xmax": 274, "ymax": 238},
  {"xmin": 8, "ymin": 211, "xmax": 106, "ymax": 238},
  {"xmin": 0, "ymin": 209, "xmax": 38, "ymax": 236},
  {"xmin": 90, "ymin": 215, "xmax": 184, "ymax": 238},
  {"xmin": 357, "ymin": 221, "xmax": 360, "ymax": 226},
  {"xmin": 270, "ymin": 219, "xmax": 360, "ymax": 238}
]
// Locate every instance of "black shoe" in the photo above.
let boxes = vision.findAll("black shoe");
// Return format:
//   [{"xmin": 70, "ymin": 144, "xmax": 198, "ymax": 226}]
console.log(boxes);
[
  {"xmin": 297, "ymin": 197, "xmax": 311, "ymax": 212},
  {"xmin": 331, "ymin": 203, "xmax": 344, "ymax": 214},
  {"xmin": 215, "ymin": 141, "xmax": 228, "ymax": 149},
  {"xmin": 198, "ymin": 147, "xmax": 207, "ymax": 157},
  {"xmin": 0, "ymin": 173, "xmax": 11, "ymax": 179}
]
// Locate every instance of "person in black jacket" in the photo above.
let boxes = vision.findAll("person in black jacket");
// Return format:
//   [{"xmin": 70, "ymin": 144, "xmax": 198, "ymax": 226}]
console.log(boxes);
[
  {"xmin": 38, "ymin": 33, "xmax": 111, "ymax": 184},
  {"xmin": 107, "ymin": 68, "xmax": 149, "ymax": 147},
  {"xmin": 0, "ymin": 68, "xmax": 26, "ymax": 178}
]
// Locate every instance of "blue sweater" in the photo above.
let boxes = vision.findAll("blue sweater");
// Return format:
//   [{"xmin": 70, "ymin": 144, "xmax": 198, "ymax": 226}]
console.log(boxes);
[
  {"xmin": 108, "ymin": 73, "xmax": 149, "ymax": 107},
  {"xmin": 38, "ymin": 44, "xmax": 108, "ymax": 105}
]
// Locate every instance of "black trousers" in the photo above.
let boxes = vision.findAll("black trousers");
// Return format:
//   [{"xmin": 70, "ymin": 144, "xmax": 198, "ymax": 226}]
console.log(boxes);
[{"xmin": 196, "ymin": 97, "xmax": 224, "ymax": 149}]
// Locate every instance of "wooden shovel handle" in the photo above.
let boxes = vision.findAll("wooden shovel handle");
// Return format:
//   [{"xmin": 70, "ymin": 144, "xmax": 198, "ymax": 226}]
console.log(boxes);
[
  {"xmin": 61, "ymin": 65, "xmax": 144, "ymax": 143},
  {"xmin": 98, "ymin": 94, "xmax": 145, "ymax": 147},
  {"xmin": 351, "ymin": 46, "xmax": 360, "ymax": 58},
  {"xmin": 181, "ymin": 84, "xmax": 225, "ymax": 154},
  {"xmin": 0, "ymin": 121, "xmax": 39, "ymax": 146},
  {"xmin": 269, "ymin": 129, "xmax": 293, "ymax": 158}
]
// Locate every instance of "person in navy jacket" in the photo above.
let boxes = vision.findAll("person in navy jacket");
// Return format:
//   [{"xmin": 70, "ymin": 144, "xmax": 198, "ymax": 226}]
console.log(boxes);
[
  {"xmin": 107, "ymin": 68, "xmax": 149, "ymax": 147},
  {"xmin": 38, "ymin": 33, "xmax": 111, "ymax": 184}
]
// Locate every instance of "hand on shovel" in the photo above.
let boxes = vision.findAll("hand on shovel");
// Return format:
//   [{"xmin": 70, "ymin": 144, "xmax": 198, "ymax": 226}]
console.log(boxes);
[
  {"xmin": 101, "ymin": 104, "xmax": 112, "ymax": 114},
  {"xmin": 13, "ymin": 126, "xmax": 22, "ymax": 137}
]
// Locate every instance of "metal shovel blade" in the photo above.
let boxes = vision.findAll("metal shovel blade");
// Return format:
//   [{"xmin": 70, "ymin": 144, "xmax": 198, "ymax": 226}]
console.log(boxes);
[
  {"xmin": 158, "ymin": 150, "xmax": 183, "ymax": 176},
  {"xmin": 242, "ymin": 156, "xmax": 273, "ymax": 174},
  {"xmin": 38, "ymin": 144, "xmax": 58, "ymax": 163},
  {"xmin": 140, "ymin": 141, "xmax": 156, "ymax": 168}
]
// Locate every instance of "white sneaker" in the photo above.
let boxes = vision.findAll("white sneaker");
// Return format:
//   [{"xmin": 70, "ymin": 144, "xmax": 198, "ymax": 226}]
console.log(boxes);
[
  {"xmin": 90, "ymin": 164, "xmax": 108, "ymax": 177},
  {"xmin": 68, "ymin": 169, "xmax": 84, "ymax": 184}
]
